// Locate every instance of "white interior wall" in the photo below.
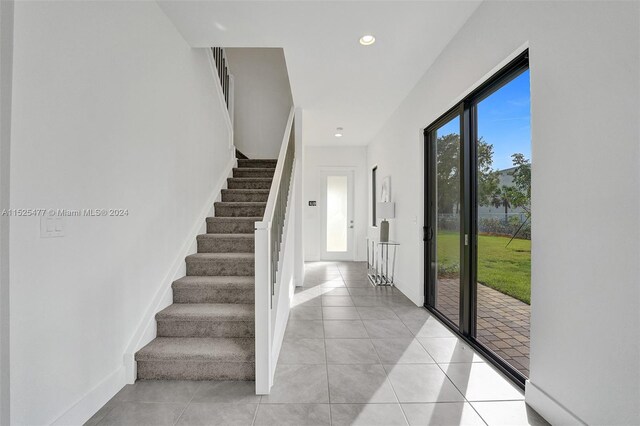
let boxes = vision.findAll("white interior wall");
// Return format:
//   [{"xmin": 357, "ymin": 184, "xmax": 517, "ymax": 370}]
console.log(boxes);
[
  {"xmin": 225, "ymin": 48, "xmax": 293, "ymax": 159},
  {"xmin": 365, "ymin": 151, "xmax": 420, "ymax": 304},
  {"xmin": 0, "ymin": 1, "xmax": 14, "ymax": 424},
  {"xmin": 304, "ymin": 146, "xmax": 367, "ymax": 262},
  {"xmin": 366, "ymin": 1, "xmax": 640, "ymax": 424},
  {"xmin": 10, "ymin": 2, "xmax": 233, "ymax": 424}
]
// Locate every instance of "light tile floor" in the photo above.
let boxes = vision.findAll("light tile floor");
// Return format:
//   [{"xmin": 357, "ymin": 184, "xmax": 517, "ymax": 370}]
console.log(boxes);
[{"xmin": 86, "ymin": 261, "xmax": 548, "ymax": 426}]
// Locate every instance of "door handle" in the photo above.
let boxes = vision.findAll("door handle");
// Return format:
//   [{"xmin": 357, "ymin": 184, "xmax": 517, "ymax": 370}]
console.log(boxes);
[{"xmin": 423, "ymin": 226, "xmax": 433, "ymax": 241}]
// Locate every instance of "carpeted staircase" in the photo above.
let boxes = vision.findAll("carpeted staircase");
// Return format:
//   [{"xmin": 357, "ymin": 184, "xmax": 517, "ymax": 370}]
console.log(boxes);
[{"xmin": 135, "ymin": 158, "xmax": 277, "ymax": 380}]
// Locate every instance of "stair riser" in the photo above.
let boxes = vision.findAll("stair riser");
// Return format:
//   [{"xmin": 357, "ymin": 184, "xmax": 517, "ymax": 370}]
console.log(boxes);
[
  {"xmin": 233, "ymin": 169, "xmax": 275, "ymax": 178},
  {"xmin": 137, "ymin": 361, "xmax": 255, "ymax": 380},
  {"xmin": 215, "ymin": 204, "xmax": 265, "ymax": 217},
  {"xmin": 238, "ymin": 160, "xmax": 277, "ymax": 168},
  {"xmin": 173, "ymin": 287, "xmax": 254, "ymax": 304},
  {"xmin": 187, "ymin": 258, "xmax": 254, "ymax": 276},
  {"xmin": 207, "ymin": 221, "xmax": 255, "ymax": 234},
  {"xmin": 197, "ymin": 238, "xmax": 254, "ymax": 253},
  {"xmin": 222, "ymin": 192, "xmax": 269, "ymax": 202},
  {"xmin": 157, "ymin": 320, "xmax": 254, "ymax": 338},
  {"xmin": 228, "ymin": 179, "xmax": 272, "ymax": 190}
]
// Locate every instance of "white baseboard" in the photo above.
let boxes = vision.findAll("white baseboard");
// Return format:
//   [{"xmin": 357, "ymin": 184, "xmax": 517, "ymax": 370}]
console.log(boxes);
[
  {"xmin": 525, "ymin": 380, "xmax": 586, "ymax": 425},
  {"xmin": 51, "ymin": 366, "xmax": 126, "ymax": 426},
  {"xmin": 122, "ymin": 154, "xmax": 237, "ymax": 383}
]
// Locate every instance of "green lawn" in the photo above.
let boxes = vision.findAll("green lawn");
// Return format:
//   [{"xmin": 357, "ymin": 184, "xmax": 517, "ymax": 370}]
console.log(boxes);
[{"xmin": 436, "ymin": 231, "xmax": 531, "ymax": 304}]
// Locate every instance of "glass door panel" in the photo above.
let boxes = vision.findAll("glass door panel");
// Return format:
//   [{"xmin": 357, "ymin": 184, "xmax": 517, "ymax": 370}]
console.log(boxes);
[
  {"xmin": 321, "ymin": 170, "xmax": 354, "ymax": 261},
  {"xmin": 326, "ymin": 175, "xmax": 348, "ymax": 252},
  {"xmin": 474, "ymin": 69, "xmax": 531, "ymax": 377},
  {"xmin": 428, "ymin": 115, "xmax": 462, "ymax": 328}
]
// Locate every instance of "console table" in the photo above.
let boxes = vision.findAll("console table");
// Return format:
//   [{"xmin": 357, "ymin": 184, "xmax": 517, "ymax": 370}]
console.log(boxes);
[{"xmin": 366, "ymin": 239, "xmax": 399, "ymax": 286}]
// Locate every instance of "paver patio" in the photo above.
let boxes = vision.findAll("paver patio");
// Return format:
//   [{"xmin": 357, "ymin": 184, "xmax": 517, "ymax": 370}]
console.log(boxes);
[{"xmin": 436, "ymin": 278, "xmax": 530, "ymax": 377}]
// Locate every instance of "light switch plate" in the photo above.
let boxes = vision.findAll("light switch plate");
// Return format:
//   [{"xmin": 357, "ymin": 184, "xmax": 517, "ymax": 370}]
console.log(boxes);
[{"xmin": 40, "ymin": 216, "xmax": 64, "ymax": 238}]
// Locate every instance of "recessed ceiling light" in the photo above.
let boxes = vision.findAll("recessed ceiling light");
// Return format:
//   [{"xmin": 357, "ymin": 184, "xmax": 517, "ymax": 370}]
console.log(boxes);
[
  {"xmin": 335, "ymin": 127, "xmax": 344, "ymax": 138},
  {"xmin": 359, "ymin": 35, "xmax": 376, "ymax": 46}
]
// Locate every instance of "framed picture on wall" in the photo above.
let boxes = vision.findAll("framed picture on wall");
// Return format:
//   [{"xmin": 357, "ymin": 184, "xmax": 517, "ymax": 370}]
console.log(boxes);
[{"xmin": 381, "ymin": 176, "xmax": 391, "ymax": 202}]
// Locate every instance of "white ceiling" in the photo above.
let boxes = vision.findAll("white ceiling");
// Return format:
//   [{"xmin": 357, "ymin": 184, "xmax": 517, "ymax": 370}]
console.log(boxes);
[{"xmin": 158, "ymin": 1, "xmax": 482, "ymax": 146}]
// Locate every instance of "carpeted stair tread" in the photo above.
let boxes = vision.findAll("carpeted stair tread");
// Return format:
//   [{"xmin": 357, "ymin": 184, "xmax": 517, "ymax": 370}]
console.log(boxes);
[
  {"xmin": 237, "ymin": 159, "xmax": 277, "ymax": 168},
  {"xmin": 227, "ymin": 178, "xmax": 273, "ymax": 190},
  {"xmin": 136, "ymin": 337, "xmax": 255, "ymax": 362},
  {"xmin": 214, "ymin": 202, "xmax": 267, "ymax": 218},
  {"xmin": 156, "ymin": 303, "xmax": 254, "ymax": 321},
  {"xmin": 222, "ymin": 189, "xmax": 270, "ymax": 194},
  {"xmin": 214, "ymin": 202, "xmax": 267, "ymax": 207},
  {"xmin": 232, "ymin": 168, "xmax": 276, "ymax": 178},
  {"xmin": 186, "ymin": 253, "xmax": 255, "ymax": 276},
  {"xmin": 206, "ymin": 217, "xmax": 261, "ymax": 234},
  {"xmin": 221, "ymin": 189, "xmax": 270, "ymax": 202},
  {"xmin": 186, "ymin": 253, "xmax": 254, "ymax": 260},
  {"xmin": 197, "ymin": 234, "xmax": 254, "ymax": 253},
  {"xmin": 206, "ymin": 216, "xmax": 262, "ymax": 222},
  {"xmin": 228, "ymin": 178, "xmax": 273, "ymax": 183},
  {"xmin": 173, "ymin": 276, "xmax": 255, "ymax": 286},
  {"xmin": 196, "ymin": 234, "xmax": 255, "ymax": 241},
  {"xmin": 233, "ymin": 168, "xmax": 275, "ymax": 172},
  {"xmin": 172, "ymin": 276, "xmax": 254, "ymax": 304}
]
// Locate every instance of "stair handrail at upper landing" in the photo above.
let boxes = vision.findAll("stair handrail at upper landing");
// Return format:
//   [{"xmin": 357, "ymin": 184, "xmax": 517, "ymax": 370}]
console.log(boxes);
[
  {"xmin": 254, "ymin": 106, "xmax": 296, "ymax": 394},
  {"xmin": 210, "ymin": 47, "xmax": 235, "ymax": 125}
]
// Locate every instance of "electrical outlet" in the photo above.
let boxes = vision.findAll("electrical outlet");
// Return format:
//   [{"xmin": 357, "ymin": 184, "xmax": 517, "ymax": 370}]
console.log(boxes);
[{"xmin": 40, "ymin": 216, "xmax": 64, "ymax": 238}]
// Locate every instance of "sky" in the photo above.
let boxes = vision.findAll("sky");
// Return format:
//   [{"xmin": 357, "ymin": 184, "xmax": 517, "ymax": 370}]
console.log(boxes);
[{"xmin": 437, "ymin": 69, "xmax": 531, "ymax": 171}]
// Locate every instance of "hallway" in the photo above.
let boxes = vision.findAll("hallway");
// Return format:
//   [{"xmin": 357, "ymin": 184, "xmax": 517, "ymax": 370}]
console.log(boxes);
[{"xmin": 86, "ymin": 262, "xmax": 546, "ymax": 425}]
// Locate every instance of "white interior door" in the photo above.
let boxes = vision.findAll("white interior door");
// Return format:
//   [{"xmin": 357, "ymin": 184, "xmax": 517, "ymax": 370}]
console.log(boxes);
[{"xmin": 321, "ymin": 170, "xmax": 354, "ymax": 260}]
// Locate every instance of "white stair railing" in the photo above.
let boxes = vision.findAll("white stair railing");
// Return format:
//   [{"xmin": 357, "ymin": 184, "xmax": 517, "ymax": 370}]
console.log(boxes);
[
  {"xmin": 208, "ymin": 47, "xmax": 234, "ymax": 150},
  {"xmin": 210, "ymin": 47, "xmax": 234, "ymax": 119},
  {"xmin": 255, "ymin": 107, "xmax": 295, "ymax": 394}
]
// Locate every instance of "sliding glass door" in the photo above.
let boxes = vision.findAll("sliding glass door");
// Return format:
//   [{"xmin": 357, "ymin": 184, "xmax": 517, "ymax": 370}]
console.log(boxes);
[{"xmin": 424, "ymin": 51, "xmax": 531, "ymax": 385}]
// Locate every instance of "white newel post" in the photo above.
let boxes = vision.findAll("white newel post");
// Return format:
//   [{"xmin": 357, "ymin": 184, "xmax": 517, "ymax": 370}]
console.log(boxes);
[{"xmin": 254, "ymin": 222, "xmax": 272, "ymax": 394}]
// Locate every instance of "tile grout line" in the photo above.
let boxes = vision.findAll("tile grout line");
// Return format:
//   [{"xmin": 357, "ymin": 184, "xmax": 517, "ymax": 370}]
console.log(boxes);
[
  {"xmin": 341, "ymin": 264, "xmax": 411, "ymax": 425},
  {"xmin": 402, "ymin": 308, "xmax": 482, "ymax": 422},
  {"xmin": 172, "ymin": 381, "xmax": 204, "ymax": 426},
  {"xmin": 368, "ymin": 325, "xmax": 410, "ymax": 426},
  {"xmin": 372, "ymin": 295, "xmax": 422, "ymax": 424},
  {"xmin": 250, "ymin": 396, "xmax": 259, "ymax": 426},
  {"xmin": 406, "ymin": 308, "xmax": 522, "ymax": 425},
  {"xmin": 467, "ymin": 400, "xmax": 498, "ymax": 426},
  {"xmin": 414, "ymin": 324, "xmax": 484, "ymax": 422},
  {"xmin": 321, "ymin": 279, "xmax": 333, "ymax": 426},
  {"xmin": 91, "ymin": 404, "xmax": 115, "ymax": 426},
  {"xmin": 254, "ymin": 368, "xmax": 263, "ymax": 426}
]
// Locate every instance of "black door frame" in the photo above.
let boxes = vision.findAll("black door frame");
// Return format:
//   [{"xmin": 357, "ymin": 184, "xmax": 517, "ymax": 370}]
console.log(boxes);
[{"xmin": 423, "ymin": 50, "xmax": 529, "ymax": 388}]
